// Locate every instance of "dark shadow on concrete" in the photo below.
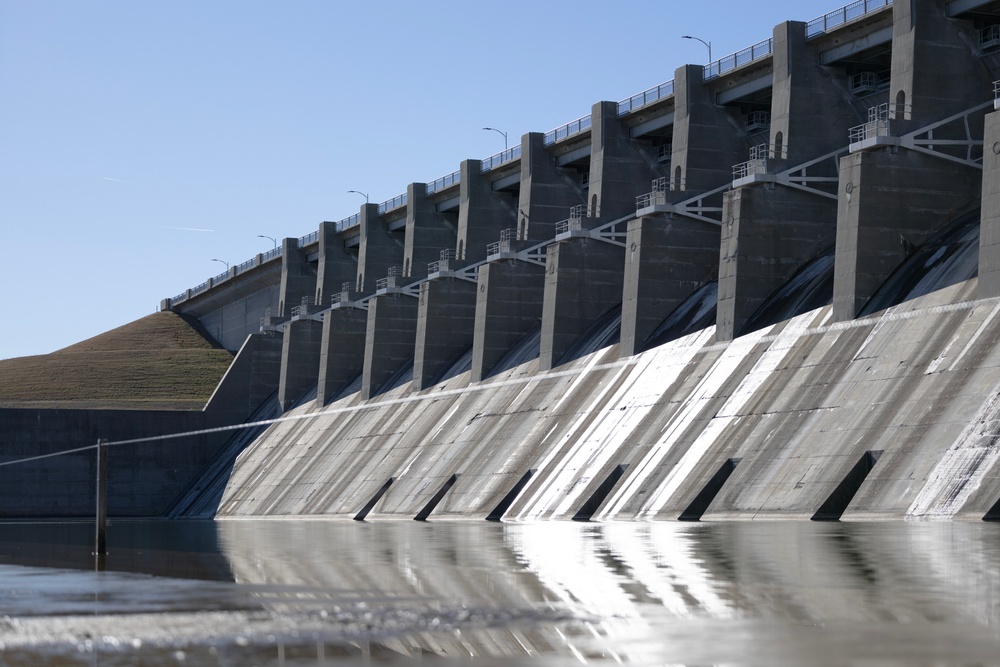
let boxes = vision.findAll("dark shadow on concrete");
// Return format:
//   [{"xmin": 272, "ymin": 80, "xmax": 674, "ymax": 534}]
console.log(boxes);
[
  {"xmin": 488, "ymin": 327, "xmax": 541, "ymax": 378},
  {"xmin": 983, "ymin": 496, "xmax": 1000, "ymax": 521},
  {"xmin": 811, "ymin": 451, "xmax": 882, "ymax": 522},
  {"xmin": 678, "ymin": 458, "xmax": 741, "ymax": 521},
  {"xmin": 486, "ymin": 470, "xmax": 535, "ymax": 522},
  {"xmin": 354, "ymin": 478, "xmax": 394, "ymax": 521},
  {"xmin": 414, "ymin": 473, "xmax": 460, "ymax": 521},
  {"xmin": 572, "ymin": 464, "xmax": 628, "ymax": 522}
]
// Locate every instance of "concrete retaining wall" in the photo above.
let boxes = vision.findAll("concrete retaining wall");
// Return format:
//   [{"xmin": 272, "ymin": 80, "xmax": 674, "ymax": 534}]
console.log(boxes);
[{"xmin": 0, "ymin": 409, "xmax": 234, "ymax": 518}]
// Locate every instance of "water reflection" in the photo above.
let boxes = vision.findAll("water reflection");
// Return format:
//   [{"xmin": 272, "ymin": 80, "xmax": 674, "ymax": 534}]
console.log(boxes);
[{"xmin": 0, "ymin": 520, "xmax": 998, "ymax": 665}]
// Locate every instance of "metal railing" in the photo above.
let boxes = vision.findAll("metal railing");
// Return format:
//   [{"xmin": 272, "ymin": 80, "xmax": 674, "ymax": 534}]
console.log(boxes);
[
  {"xmin": 426, "ymin": 169, "xmax": 460, "ymax": 194},
  {"xmin": 338, "ymin": 281, "xmax": 356, "ymax": 305},
  {"xmin": 635, "ymin": 175, "xmax": 685, "ymax": 209},
  {"xmin": 806, "ymin": 0, "xmax": 892, "ymax": 38},
  {"xmin": 234, "ymin": 257, "xmax": 256, "ymax": 276},
  {"xmin": 983, "ymin": 24, "xmax": 1000, "ymax": 50},
  {"xmin": 850, "ymin": 71, "xmax": 885, "ymax": 94},
  {"xmin": 376, "ymin": 266, "xmax": 403, "ymax": 291},
  {"xmin": 705, "ymin": 38, "xmax": 773, "ymax": 79},
  {"xmin": 290, "ymin": 296, "xmax": 315, "ymax": 318},
  {"xmin": 543, "ymin": 115, "xmax": 592, "ymax": 145},
  {"xmin": 618, "ymin": 79, "xmax": 675, "ymax": 115},
  {"xmin": 336, "ymin": 213, "xmax": 360, "ymax": 232},
  {"xmin": 428, "ymin": 248, "xmax": 457, "ymax": 274},
  {"xmin": 298, "ymin": 230, "xmax": 318, "ymax": 247},
  {"xmin": 261, "ymin": 246, "xmax": 282, "ymax": 262},
  {"xmin": 849, "ymin": 104, "xmax": 892, "ymax": 143},
  {"xmin": 482, "ymin": 145, "xmax": 522, "ymax": 172},
  {"xmin": 732, "ymin": 144, "xmax": 785, "ymax": 179},
  {"xmin": 746, "ymin": 110, "xmax": 771, "ymax": 131},
  {"xmin": 379, "ymin": 192, "xmax": 408, "ymax": 214}
]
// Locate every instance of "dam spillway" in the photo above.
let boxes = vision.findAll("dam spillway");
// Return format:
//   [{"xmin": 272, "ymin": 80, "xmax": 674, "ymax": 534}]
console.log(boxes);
[
  {"xmin": 153, "ymin": 0, "xmax": 1000, "ymax": 521},
  {"xmin": 201, "ymin": 279, "xmax": 1000, "ymax": 521}
]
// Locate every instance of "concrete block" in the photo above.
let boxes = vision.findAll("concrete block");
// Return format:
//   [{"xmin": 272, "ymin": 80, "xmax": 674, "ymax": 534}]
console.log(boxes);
[
  {"xmin": 471, "ymin": 260, "xmax": 546, "ymax": 382},
  {"xmin": 362, "ymin": 294, "xmax": 419, "ymax": 400},
  {"xmin": 317, "ymin": 307, "xmax": 369, "ymax": 405},
  {"xmin": 717, "ymin": 185, "xmax": 837, "ymax": 341},
  {"xmin": 413, "ymin": 278, "xmax": 478, "ymax": 390},
  {"xmin": 539, "ymin": 239, "xmax": 624, "ymax": 370},
  {"xmin": 278, "ymin": 318, "xmax": 324, "ymax": 411},
  {"xmin": 833, "ymin": 147, "xmax": 981, "ymax": 321}
]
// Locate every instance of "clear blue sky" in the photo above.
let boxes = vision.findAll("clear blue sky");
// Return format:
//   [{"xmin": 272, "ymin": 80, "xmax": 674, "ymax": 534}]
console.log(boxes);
[{"xmin": 1, "ymin": 0, "xmax": 844, "ymax": 360}]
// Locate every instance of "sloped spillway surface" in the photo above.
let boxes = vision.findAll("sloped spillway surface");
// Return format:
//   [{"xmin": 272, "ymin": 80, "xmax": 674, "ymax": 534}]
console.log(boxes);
[{"xmin": 860, "ymin": 210, "xmax": 981, "ymax": 317}]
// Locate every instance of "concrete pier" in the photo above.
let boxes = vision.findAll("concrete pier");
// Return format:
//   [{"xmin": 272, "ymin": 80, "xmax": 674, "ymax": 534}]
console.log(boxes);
[
  {"xmin": 457, "ymin": 159, "xmax": 515, "ymax": 263},
  {"xmin": 670, "ymin": 65, "xmax": 747, "ymax": 194},
  {"xmin": 278, "ymin": 237, "xmax": 316, "ymax": 319},
  {"xmin": 361, "ymin": 294, "xmax": 419, "ymax": 400},
  {"xmin": 890, "ymin": 0, "xmax": 992, "ymax": 130},
  {"xmin": 403, "ymin": 182, "xmax": 456, "ymax": 280},
  {"xmin": 316, "ymin": 307, "xmax": 368, "ymax": 406},
  {"xmin": 356, "ymin": 202, "xmax": 405, "ymax": 293},
  {"xmin": 204, "ymin": 331, "xmax": 283, "ymax": 418},
  {"xmin": 518, "ymin": 131, "xmax": 584, "ymax": 240},
  {"xmin": 981, "ymin": 111, "xmax": 1000, "ymax": 299},
  {"xmin": 718, "ymin": 185, "xmax": 837, "ymax": 341},
  {"xmin": 770, "ymin": 21, "xmax": 860, "ymax": 164},
  {"xmin": 619, "ymin": 215, "xmax": 721, "ymax": 356},
  {"xmin": 413, "ymin": 278, "xmax": 478, "ymax": 390},
  {"xmin": 278, "ymin": 318, "xmax": 323, "ymax": 411},
  {"xmin": 588, "ymin": 101, "xmax": 661, "ymax": 221},
  {"xmin": 471, "ymin": 260, "xmax": 545, "ymax": 382},
  {"xmin": 314, "ymin": 220, "xmax": 358, "ymax": 309},
  {"xmin": 539, "ymin": 238, "xmax": 624, "ymax": 370},
  {"xmin": 833, "ymin": 148, "xmax": 981, "ymax": 321}
]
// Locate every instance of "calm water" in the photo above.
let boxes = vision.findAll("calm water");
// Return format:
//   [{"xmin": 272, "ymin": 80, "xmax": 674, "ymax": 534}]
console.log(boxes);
[{"xmin": 0, "ymin": 520, "xmax": 998, "ymax": 665}]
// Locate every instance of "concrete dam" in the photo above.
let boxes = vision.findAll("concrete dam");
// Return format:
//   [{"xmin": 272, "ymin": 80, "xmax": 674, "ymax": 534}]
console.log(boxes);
[{"xmin": 154, "ymin": 0, "xmax": 1000, "ymax": 522}]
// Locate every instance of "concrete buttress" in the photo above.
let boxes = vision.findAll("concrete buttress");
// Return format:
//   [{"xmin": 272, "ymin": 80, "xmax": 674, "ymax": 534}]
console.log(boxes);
[
  {"xmin": 619, "ymin": 215, "xmax": 721, "ymax": 356},
  {"xmin": 361, "ymin": 294, "xmax": 419, "ymax": 400},
  {"xmin": 471, "ymin": 260, "xmax": 545, "ymax": 382},
  {"xmin": 316, "ymin": 307, "xmax": 368, "ymax": 406},
  {"xmin": 539, "ymin": 238, "xmax": 624, "ymax": 370}
]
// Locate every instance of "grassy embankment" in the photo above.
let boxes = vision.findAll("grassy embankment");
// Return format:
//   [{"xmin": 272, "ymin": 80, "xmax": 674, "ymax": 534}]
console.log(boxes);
[{"xmin": 0, "ymin": 312, "xmax": 234, "ymax": 410}]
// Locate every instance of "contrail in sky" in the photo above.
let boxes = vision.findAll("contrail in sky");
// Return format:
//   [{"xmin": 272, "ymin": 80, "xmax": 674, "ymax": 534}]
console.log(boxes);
[
  {"xmin": 102, "ymin": 176, "xmax": 128, "ymax": 183},
  {"xmin": 163, "ymin": 226, "xmax": 215, "ymax": 233}
]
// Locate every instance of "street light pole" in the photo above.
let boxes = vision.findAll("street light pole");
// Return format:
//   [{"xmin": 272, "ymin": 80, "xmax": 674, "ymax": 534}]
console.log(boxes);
[
  {"xmin": 681, "ymin": 35, "xmax": 712, "ymax": 64},
  {"xmin": 257, "ymin": 234, "xmax": 277, "ymax": 250},
  {"xmin": 482, "ymin": 127, "xmax": 508, "ymax": 151},
  {"xmin": 347, "ymin": 190, "xmax": 369, "ymax": 204},
  {"xmin": 211, "ymin": 258, "xmax": 229, "ymax": 271}
]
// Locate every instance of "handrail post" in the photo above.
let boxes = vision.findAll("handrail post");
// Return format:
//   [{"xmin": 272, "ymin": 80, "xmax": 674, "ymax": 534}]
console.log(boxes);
[{"xmin": 95, "ymin": 438, "xmax": 109, "ymax": 559}]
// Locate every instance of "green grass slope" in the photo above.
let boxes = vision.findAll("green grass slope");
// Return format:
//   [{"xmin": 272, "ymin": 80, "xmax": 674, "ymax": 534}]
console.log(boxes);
[{"xmin": 0, "ymin": 312, "xmax": 234, "ymax": 410}]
